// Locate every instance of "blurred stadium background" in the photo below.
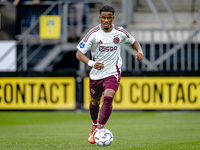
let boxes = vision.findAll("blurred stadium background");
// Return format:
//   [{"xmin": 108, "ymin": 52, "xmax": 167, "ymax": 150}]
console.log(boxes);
[{"xmin": 0, "ymin": 0, "xmax": 200, "ymax": 111}]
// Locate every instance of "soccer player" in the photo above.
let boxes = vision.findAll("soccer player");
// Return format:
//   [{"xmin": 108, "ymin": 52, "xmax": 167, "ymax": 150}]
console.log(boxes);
[{"xmin": 76, "ymin": 5, "xmax": 144, "ymax": 144}]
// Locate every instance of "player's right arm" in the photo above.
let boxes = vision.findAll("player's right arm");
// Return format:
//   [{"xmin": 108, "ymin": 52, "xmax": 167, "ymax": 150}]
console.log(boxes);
[
  {"xmin": 76, "ymin": 50, "xmax": 104, "ymax": 70},
  {"xmin": 76, "ymin": 25, "xmax": 104, "ymax": 70}
]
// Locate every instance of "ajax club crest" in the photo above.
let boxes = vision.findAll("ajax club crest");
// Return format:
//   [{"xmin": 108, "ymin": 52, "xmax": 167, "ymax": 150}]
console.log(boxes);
[{"xmin": 113, "ymin": 37, "xmax": 119, "ymax": 44}]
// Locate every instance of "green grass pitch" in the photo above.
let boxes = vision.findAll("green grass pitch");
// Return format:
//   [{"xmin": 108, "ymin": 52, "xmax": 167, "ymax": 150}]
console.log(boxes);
[{"xmin": 0, "ymin": 111, "xmax": 200, "ymax": 150}]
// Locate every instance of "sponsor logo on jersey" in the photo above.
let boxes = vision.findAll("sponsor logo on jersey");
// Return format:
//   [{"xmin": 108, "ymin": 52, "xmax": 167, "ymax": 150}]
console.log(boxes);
[
  {"xmin": 79, "ymin": 42, "xmax": 85, "ymax": 48},
  {"xmin": 113, "ymin": 37, "xmax": 120, "ymax": 44},
  {"xmin": 97, "ymin": 40, "xmax": 103, "ymax": 44},
  {"xmin": 99, "ymin": 46, "xmax": 117, "ymax": 52}
]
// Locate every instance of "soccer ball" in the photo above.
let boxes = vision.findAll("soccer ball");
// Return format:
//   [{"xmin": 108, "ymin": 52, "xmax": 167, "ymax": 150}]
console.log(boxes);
[{"xmin": 94, "ymin": 129, "xmax": 113, "ymax": 146}]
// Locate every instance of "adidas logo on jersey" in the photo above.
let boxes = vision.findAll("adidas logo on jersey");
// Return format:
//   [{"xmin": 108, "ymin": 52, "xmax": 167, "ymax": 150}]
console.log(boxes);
[{"xmin": 97, "ymin": 40, "xmax": 103, "ymax": 44}]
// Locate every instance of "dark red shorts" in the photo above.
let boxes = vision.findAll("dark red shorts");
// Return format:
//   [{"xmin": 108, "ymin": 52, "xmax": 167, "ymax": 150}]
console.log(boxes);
[{"xmin": 89, "ymin": 72, "xmax": 121, "ymax": 99}]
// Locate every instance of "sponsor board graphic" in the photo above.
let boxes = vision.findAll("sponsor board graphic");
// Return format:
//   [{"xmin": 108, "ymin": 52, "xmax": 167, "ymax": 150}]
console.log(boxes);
[
  {"xmin": 83, "ymin": 77, "xmax": 200, "ymax": 110},
  {"xmin": 0, "ymin": 77, "xmax": 76, "ymax": 110}
]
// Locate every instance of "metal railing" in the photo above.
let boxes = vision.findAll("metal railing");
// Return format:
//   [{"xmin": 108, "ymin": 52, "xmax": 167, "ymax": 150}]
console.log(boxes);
[
  {"xmin": 79, "ymin": 0, "xmax": 200, "ymax": 73},
  {"xmin": 0, "ymin": 0, "xmax": 200, "ymax": 73}
]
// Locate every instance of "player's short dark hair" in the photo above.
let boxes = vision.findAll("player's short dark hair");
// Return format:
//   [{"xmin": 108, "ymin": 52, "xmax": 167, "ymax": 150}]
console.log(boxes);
[{"xmin": 99, "ymin": 5, "xmax": 115, "ymax": 15}]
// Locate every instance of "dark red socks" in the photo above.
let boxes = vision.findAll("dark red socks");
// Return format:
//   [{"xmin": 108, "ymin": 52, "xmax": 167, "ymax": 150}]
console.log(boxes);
[{"xmin": 97, "ymin": 96, "xmax": 113, "ymax": 129}]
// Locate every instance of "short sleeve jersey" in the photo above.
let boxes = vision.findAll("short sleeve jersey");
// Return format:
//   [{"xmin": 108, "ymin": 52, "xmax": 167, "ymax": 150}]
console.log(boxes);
[{"xmin": 76, "ymin": 24, "xmax": 135, "ymax": 80}]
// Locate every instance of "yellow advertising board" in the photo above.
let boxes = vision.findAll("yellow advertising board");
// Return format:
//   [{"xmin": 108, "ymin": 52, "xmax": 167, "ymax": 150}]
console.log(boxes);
[
  {"xmin": 83, "ymin": 77, "xmax": 200, "ymax": 110},
  {"xmin": 0, "ymin": 77, "xmax": 75, "ymax": 110},
  {"xmin": 40, "ymin": 15, "xmax": 60, "ymax": 39}
]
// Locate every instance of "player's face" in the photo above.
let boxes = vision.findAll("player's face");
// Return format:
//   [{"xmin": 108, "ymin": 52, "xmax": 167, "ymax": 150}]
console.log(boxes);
[{"xmin": 99, "ymin": 12, "xmax": 114, "ymax": 32}]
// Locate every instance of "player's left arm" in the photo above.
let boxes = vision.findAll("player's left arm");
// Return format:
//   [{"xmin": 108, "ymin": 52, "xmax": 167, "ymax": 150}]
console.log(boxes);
[{"xmin": 133, "ymin": 40, "xmax": 144, "ymax": 61}]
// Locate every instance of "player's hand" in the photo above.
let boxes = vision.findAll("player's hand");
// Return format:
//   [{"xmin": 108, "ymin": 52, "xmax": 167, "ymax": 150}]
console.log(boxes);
[
  {"xmin": 135, "ymin": 52, "xmax": 144, "ymax": 61},
  {"xmin": 94, "ymin": 62, "xmax": 104, "ymax": 70}
]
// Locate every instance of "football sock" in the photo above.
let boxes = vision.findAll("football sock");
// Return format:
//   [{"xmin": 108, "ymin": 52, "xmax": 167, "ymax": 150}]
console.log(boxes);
[
  {"xmin": 89, "ymin": 101, "xmax": 99, "ymax": 121},
  {"xmin": 98, "ymin": 96, "xmax": 113, "ymax": 129}
]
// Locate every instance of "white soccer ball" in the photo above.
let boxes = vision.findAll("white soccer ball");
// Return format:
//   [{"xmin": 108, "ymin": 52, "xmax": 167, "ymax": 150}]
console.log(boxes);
[{"xmin": 94, "ymin": 129, "xmax": 113, "ymax": 146}]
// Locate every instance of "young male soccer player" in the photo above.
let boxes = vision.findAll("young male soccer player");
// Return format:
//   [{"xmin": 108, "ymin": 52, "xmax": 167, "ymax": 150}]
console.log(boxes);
[{"xmin": 76, "ymin": 5, "xmax": 144, "ymax": 144}]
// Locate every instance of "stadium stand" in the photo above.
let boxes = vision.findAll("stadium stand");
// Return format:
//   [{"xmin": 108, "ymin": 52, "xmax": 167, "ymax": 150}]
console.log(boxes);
[{"xmin": 0, "ymin": 0, "xmax": 200, "ymax": 73}]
